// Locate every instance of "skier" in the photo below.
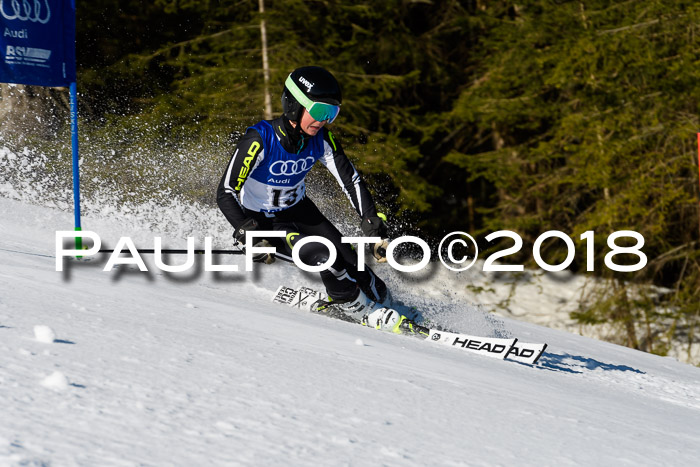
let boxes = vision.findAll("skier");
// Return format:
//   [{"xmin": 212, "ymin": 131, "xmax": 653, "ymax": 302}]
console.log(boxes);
[{"xmin": 217, "ymin": 66, "xmax": 401, "ymax": 331}]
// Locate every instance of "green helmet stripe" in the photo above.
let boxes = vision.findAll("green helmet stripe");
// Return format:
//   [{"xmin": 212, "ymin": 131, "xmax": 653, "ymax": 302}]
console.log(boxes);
[{"xmin": 285, "ymin": 75, "xmax": 315, "ymax": 110}]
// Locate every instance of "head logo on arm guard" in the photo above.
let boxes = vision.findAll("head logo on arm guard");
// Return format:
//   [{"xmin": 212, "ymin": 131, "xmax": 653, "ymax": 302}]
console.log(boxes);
[{"xmin": 235, "ymin": 141, "xmax": 261, "ymax": 191}]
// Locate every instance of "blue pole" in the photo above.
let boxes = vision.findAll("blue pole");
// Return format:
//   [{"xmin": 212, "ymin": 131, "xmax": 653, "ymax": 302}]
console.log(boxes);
[{"xmin": 69, "ymin": 81, "xmax": 82, "ymax": 249}]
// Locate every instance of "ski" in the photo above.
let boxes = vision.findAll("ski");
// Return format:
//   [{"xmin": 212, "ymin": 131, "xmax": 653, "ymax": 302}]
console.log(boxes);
[{"xmin": 272, "ymin": 285, "xmax": 547, "ymax": 365}]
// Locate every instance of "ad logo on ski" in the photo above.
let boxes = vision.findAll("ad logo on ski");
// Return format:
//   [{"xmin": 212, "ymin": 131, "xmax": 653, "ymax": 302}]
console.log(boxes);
[{"xmin": 506, "ymin": 342, "xmax": 548, "ymax": 365}]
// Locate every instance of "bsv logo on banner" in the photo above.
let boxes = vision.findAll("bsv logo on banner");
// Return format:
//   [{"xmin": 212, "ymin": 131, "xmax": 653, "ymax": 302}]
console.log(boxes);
[
  {"xmin": 270, "ymin": 157, "xmax": 315, "ymax": 176},
  {"xmin": 1, "ymin": 0, "xmax": 51, "ymax": 24}
]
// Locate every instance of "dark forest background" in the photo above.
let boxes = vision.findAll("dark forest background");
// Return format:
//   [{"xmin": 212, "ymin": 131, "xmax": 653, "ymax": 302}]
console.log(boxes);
[{"xmin": 4, "ymin": 0, "xmax": 700, "ymax": 358}]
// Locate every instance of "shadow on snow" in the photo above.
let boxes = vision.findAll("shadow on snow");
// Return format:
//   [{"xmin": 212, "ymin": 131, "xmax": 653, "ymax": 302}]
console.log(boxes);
[{"xmin": 534, "ymin": 352, "xmax": 645, "ymax": 375}]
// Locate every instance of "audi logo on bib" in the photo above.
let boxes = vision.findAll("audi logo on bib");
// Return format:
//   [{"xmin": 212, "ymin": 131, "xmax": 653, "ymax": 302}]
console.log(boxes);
[
  {"xmin": 269, "ymin": 157, "xmax": 315, "ymax": 176},
  {"xmin": 1, "ymin": 0, "xmax": 51, "ymax": 23}
]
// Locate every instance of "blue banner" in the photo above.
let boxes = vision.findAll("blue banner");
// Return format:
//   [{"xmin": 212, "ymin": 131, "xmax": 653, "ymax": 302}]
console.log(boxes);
[{"xmin": 0, "ymin": 0, "xmax": 76, "ymax": 87}]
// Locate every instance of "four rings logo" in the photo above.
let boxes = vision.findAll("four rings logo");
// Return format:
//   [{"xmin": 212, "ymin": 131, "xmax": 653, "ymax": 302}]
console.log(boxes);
[
  {"xmin": 270, "ymin": 157, "xmax": 315, "ymax": 176},
  {"xmin": 1, "ymin": 0, "xmax": 50, "ymax": 23}
]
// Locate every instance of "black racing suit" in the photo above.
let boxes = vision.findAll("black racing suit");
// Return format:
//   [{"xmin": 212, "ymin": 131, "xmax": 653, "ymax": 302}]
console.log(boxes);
[{"xmin": 216, "ymin": 116, "xmax": 387, "ymax": 302}]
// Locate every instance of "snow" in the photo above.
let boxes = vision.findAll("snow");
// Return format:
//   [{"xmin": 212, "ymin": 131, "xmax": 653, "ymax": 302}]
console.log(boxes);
[
  {"xmin": 40, "ymin": 371, "xmax": 69, "ymax": 391},
  {"xmin": 1, "ymin": 197, "xmax": 700, "ymax": 465},
  {"xmin": 33, "ymin": 325, "xmax": 56, "ymax": 344}
]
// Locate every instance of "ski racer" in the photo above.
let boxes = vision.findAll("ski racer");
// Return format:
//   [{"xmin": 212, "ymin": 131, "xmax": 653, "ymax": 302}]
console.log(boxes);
[{"xmin": 217, "ymin": 66, "xmax": 401, "ymax": 331}]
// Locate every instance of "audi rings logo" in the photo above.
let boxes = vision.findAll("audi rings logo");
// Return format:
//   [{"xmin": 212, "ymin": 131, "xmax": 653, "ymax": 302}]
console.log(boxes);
[
  {"xmin": 1, "ymin": 0, "xmax": 50, "ymax": 23},
  {"xmin": 269, "ymin": 157, "xmax": 315, "ymax": 176}
]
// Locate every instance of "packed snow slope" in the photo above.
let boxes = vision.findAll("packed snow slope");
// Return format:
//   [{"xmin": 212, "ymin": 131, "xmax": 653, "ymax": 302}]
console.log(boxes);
[{"xmin": 1, "ymin": 197, "xmax": 700, "ymax": 466}]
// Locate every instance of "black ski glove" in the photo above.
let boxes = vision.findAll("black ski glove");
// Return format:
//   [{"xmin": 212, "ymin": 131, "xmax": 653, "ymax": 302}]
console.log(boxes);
[
  {"xmin": 233, "ymin": 218, "xmax": 275, "ymax": 264},
  {"xmin": 233, "ymin": 218, "xmax": 259, "ymax": 244},
  {"xmin": 361, "ymin": 214, "xmax": 388, "ymax": 238},
  {"xmin": 361, "ymin": 214, "xmax": 389, "ymax": 263}
]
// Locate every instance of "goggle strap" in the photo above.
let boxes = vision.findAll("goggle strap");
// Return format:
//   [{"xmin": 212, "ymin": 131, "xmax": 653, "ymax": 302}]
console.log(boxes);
[{"xmin": 285, "ymin": 75, "xmax": 315, "ymax": 111}]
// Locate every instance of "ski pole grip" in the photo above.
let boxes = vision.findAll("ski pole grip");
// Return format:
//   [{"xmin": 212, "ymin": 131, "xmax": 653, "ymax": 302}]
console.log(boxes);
[{"xmin": 374, "ymin": 238, "xmax": 389, "ymax": 263}]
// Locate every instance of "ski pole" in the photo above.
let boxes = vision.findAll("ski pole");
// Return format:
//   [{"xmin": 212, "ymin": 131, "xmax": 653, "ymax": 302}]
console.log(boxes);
[{"xmin": 97, "ymin": 249, "xmax": 245, "ymax": 255}]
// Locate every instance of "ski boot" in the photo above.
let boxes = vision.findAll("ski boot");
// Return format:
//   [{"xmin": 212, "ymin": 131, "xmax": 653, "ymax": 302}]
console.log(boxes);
[
  {"xmin": 311, "ymin": 288, "xmax": 429, "ymax": 336},
  {"xmin": 362, "ymin": 308, "xmax": 430, "ymax": 337},
  {"xmin": 311, "ymin": 288, "xmax": 385, "ymax": 323},
  {"xmin": 333, "ymin": 289, "xmax": 428, "ymax": 336}
]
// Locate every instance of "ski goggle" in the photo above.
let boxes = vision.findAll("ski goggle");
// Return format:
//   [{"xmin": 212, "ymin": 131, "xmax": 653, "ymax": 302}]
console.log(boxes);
[{"xmin": 285, "ymin": 75, "xmax": 340, "ymax": 123}]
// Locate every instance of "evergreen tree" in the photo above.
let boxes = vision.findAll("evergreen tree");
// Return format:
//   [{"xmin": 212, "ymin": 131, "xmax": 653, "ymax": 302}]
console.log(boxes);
[{"xmin": 436, "ymin": 0, "xmax": 700, "ymax": 355}]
